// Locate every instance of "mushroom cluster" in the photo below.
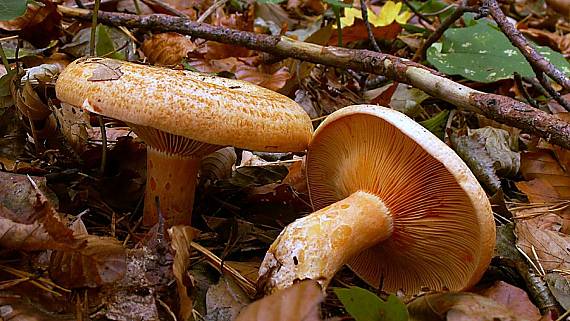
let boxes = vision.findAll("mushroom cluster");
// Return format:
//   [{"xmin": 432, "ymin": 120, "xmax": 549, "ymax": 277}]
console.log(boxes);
[
  {"xmin": 258, "ymin": 105, "xmax": 496, "ymax": 295},
  {"xmin": 55, "ymin": 58, "xmax": 313, "ymax": 227}
]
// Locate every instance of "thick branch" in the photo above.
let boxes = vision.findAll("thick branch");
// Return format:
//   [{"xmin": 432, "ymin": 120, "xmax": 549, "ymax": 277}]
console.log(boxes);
[{"xmin": 57, "ymin": 6, "xmax": 570, "ymax": 150}]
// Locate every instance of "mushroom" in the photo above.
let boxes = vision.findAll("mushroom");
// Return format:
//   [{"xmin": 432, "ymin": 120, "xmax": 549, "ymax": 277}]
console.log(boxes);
[
  {"xmin": 55, "ymin": 58, "xmax": 312, "ymax": 227},
  {"xmin": 258, "ymin": 105, "xmax": 495, "ymax": 295}
]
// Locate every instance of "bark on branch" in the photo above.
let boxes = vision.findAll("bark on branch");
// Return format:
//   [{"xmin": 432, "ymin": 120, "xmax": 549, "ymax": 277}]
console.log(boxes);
[{"xmin": 57, "ymin": 5, "xmax": 570, "ymax": 150}]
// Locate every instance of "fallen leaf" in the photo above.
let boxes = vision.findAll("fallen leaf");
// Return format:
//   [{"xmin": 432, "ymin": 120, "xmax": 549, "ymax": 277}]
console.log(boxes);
[
  {"xmin": 206, "ymin": 276, "xmax": 251, "ymax": 321},
  {"xmin": 235, "ymin": 280, "xmax": 323, "ymax": 321},
  {"xmin": 519, "ymin": 150, "xmax": 570, "ymax": 199},
  {"xmin": 468, "ymin": 127, "xmax": 520, "ymax": 177},
  {"xmin": 169, "ymin": 225, "xmax": 200, "ymax": 321},
  {"xmin": 142, "ymin": 32, "xmax": 197, "ymax": 65},
  {"xmin": 49, "ymin": 235, "xmax": 127, "ymax": 288}
]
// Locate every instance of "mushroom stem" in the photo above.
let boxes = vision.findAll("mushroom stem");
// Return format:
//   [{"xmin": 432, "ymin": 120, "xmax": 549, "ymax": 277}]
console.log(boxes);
[
  {"xmin": 258, "ymin": 190, "xmax": 393, "ymax": 293},
  {"xmin": 143, "ymin": 147, "xmax": 201, "ymax": 227}
]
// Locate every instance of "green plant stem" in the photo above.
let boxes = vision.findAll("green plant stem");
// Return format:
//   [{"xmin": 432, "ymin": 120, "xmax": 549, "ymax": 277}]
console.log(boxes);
[
  {"xmin": 0, "ymin": 42, "xmax": 12, "ymax": 75},
  {"xmin": 88, "ymin": 0, "xmax": 107, "ymax": 174},
  {"xmin": 333, "ymin": 7, "xmax": 343, "ymax": 47}
]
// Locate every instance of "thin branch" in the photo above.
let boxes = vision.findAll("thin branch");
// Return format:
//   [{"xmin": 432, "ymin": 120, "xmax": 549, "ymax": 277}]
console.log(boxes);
[
  {"xmin": 514, "ymin": 72, "xmax": 540, "ymax": 110},
  {"xmin": 484, "ymin": 0, "xmax": 570, "ymax": 92},
  {"xmin": 401, "ymin": 0, "xmax": 431, "ymax": 25},
  {"xmin": 139, "ymin": 0, "xmax": 190, "ymax": 18},
  {"xmin": 56, "ymin": 6, "xmax": 570, "ymax": 150},
  {"xmin": 359, "ymin": 0, "xmax": 381, "ymax": 52},
  {"xmin": 537, "ymin": 72, "xmax": 570, "ymax": 111},
  {"xmin": 413, "ymin": 1, "xmax": 474, "ymax": 62}
]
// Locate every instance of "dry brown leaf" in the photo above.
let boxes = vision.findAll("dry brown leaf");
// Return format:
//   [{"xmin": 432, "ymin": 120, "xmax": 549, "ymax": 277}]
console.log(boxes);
[
  {"xmin": 519, "ymin": 150, "xmax": 570, "ymax": 199},
  {"xmin": 235, "ymin": 280, "xmax": 323, "ymax": 321},
  {"xmin": 49, "ymin": 235, "xmax": 127, "ymax": 288},
  {"xmin": 141, "ymin": 33, "xmax": 197, "ymax": 66},
  {"xmin": 169, "ymin": 225, "xmax": 199, "ymax": 321},
  {"xmin": 477, "ymin": 281, "xmax": 541, "ymax": 321},
  {"xmin": 515, "ymin": 213, "xmax": 570, "ymax": 274},
  {"xmin": 52, "ymin": 102, "xmax": 89, "ymax": 154},
  {"xmin": 516, "ymin": 178, "xmax": 563, "ymax": 203},
  {"xmin": 521, "ymin": 29, "xmax": 570, "ymax": 56},
  {"xmin": 0, "ymin": 173, "xmax": 79, "ymax": 251},
  {"xmin": 329, "ymin": 21, "xmax": 402, "ymax": 45},
  {"xmin": 407, "ymin": 292, "xmax": 522, "ymax": 321},
  {"xmin": 545, "ymin": 0, "xmax": 570, "ymax": 17}
]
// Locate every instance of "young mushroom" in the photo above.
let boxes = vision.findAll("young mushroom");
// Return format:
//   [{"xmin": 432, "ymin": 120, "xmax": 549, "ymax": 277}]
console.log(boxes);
[
  {"xmin": 258, "ymin": 105, "xmax": 495, "ymax": 295},
  {"xmin": 55, "ymin": 58, "xmax": 312, "ymax": 227}
]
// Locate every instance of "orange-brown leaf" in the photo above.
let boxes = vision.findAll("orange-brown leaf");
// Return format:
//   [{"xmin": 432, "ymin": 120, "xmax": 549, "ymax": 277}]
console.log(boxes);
[{"xmin": 141, "ymin": 32, "xmax": 197, "ymax": 66}]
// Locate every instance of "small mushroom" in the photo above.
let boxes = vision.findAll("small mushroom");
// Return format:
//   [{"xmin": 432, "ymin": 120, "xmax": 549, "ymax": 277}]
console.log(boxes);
[
  {"xmin": 55, "ymin": 58, "xmax": 312, "ymax": 227},
  {"xmin": 258, "ymin": 105, "xmax": 495, "ymax": 295}
]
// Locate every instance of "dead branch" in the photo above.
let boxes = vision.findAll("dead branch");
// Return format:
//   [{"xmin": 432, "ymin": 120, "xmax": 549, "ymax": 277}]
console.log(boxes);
[{"xmin": 56, "ymin": 5, "xmax": 570, "ymax": 150}]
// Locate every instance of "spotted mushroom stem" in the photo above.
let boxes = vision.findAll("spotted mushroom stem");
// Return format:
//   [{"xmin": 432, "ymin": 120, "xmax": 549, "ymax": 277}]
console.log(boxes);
[
  {"xmin": 143, "ymin": 147, "xmax": 201, "ymax": 227},
  {"xmin": 258, "ymin": 190, "xmax": 393, "ymax": 294}
]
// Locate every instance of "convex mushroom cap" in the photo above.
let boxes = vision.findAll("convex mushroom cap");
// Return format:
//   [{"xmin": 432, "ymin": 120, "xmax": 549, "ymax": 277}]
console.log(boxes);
[
  {"xmin": 258, "ymin": 105, "xmax": 495, "ymax": 295},
  {"xmin": 55, "ymin": 58, "xmax": 313, "ymax": 227}
]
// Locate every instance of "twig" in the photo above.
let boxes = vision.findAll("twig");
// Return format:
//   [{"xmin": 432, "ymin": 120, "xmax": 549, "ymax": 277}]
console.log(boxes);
[
  {"xmin": 537, "ymin": 72, "xmax": 570, "ymax": 112},
  {"xmin": 402, "ymin": 0, "xmax": 431, "ymax": 25},
  {"xmin": 413, "ymin": 1, "xmax": 474, "ymax": 62},
  {"xmin": 56, "ymin": 6, "xmax": 570, "ymax": 150},
  {"xmin": 514, "ymin": 72, "xmax": 540, "ymax": 109},
  {"xmin": 139, "ymin": 0, "xmax": 190, "ymax": 18},
  {"xmin": 197, "ymin": 0, "xmax": 228, "ymax": 23},
  {"xmin": 484, "ymin": 0, "xmax": 570, "ymax": 92},
  {"xmin": 359, "ymin": 0, "xmax": 381, "ymax": 52}
]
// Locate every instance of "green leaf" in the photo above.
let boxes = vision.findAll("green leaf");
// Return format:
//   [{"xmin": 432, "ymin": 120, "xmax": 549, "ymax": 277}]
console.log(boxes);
[
  {"xmin": 0, "ymin": 0, "xmax": 31, "ymax": 21},
  {"xmin": 427, "ymin": 18, "xmax": 570, "ymax": 83},
  {"xmin": 334, "ymin": 287, "xmax": 408, "ymax": 321},
  {"xmin": 96, "ymin": 25, "xmax": 126, "ymax": 60},
  {"xmin": 419, "ymin": 110, "xmax": 449, "ymax": 139}
]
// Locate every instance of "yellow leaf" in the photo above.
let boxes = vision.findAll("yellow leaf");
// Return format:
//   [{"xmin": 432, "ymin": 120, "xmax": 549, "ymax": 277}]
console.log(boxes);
[
  {"xmin": 337, "ymin": 7, "xmax": 362, "ymax": 28},
  {"xmin": 396, "ymin": 10, "xmax": 413, "ymax": 24}
]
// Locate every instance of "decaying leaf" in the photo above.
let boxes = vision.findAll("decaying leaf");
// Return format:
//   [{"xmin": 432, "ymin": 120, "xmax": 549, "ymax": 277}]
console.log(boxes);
[
  {"xmin": 235, "ymin": 280, "xmax": 323, "ymax": 321},
  {"xmin": 407, "ymin": 292, "xmax": 521, "ymax": 321},
  {"xmin": 364, "ymin": 83, "xmax": 430, "ymax": 116},
  {"xmin": 468, "ymin": 127, "xmax": 520, "ymax": 177},
  {"xmin": 49, "ymin": 235, "xmax": 127, "ymax": 288},
  {"xmin": 169, "ymin": 225, "xmax": 200, "ymax": 321},
  {"xmin": 206, "ymin": 276, "xmax": 251, "ymax": 321},
  {"xmin": 51, "ymin": 102, "xmax": 89, "ymax": 154},
  {"xmin": 450, "ymin": 132, "xmax": 502, "ymax": 194},
  {"xmin": 544, "ymin": 272, "xmax": 570, "ymax": 310}
]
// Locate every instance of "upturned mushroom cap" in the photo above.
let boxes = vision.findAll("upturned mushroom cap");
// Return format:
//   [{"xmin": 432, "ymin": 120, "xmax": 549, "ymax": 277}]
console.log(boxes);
[
  {"xmin": 306, "ymin": 105, "xmax": 495, "ymax": 293},
  {"xmin": 55, "ymin": 58, "xmax": 312, "ymax": 152}
]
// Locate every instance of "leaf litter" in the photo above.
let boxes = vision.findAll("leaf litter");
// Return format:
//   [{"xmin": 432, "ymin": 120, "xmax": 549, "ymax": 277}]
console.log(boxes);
[{"xmin": 0, "ymin": 0, "xmax": 570, "ymax": 320}]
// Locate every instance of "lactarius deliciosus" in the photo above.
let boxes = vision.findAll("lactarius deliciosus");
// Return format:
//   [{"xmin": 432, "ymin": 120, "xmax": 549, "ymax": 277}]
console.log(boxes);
[
  {"xmin": 55, "ymin": 58, "xmax": 313, "ymax": 227},
  {"xmin": 258, "ymin": 105, "xmax": 495, "ymax": 295}
]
